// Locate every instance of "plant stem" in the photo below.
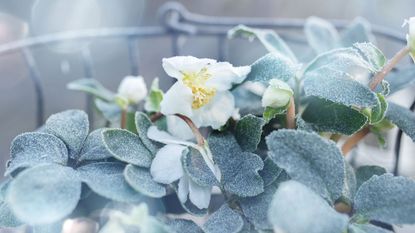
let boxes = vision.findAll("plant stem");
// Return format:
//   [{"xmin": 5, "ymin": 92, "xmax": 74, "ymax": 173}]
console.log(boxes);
[
  {"xmin": 286, "ymin": 96, "xmax": 296, "ymax": 129},
  {"xmin": 150, "ymin": 112, "xmax": 163, "ymax": 122},
  {"xmin": 341, "ymin": 127, "xmax": 370, "ymax": 155},
  {"xmin": 369, "ymin": 46, "xmax": 411, "ymax": 91},
  {"xmin": 175, "ymin": 114, "xmax": 205, "ymax": 146},
  {"xmin": 120, "ymin": 109, "xmax": 127, "ymax": 129}
]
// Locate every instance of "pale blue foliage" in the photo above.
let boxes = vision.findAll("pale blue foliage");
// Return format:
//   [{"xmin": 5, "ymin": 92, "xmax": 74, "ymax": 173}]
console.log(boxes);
[
  {"xmin": 232, "ymin": 86, "xmax": 263, "ymax": 116},
  {"xmin": 78, "ymin": 129, "xmax": 113, "ymax": 161},
  {"xmin": 102, "ymin": 129, "xmax": 153, "ymax": 167},
  {"xmin": 228, "ymin": 25, "xmax": 297, "ymax": 62},
  {"xmin": 301, "ymin": 98, "xmax": 368, "ymax": 135},
  {"xmin": 181, "ymin": 148, "xmax": 218, "ymax": 187},
  {"xmin": 235, "ymin": 114, "xmax": 265, "ymax": 152},
  {"xmin": 203, "ymin": 204, "xmax": 244, "ymax": 233},
  {"xmin": 77, "ymin": 162, "xmax": 142, "ymax": 203},
  {"xmin": 304, "ymin": 17, "xmax": 340, "ymax": 54},
  {"xmin": 353, "ymin": 42, "xmax": 386, "ymax": 72},
  {"xmin": 124, "ymin": 164, "xmax": 166, "ymax": 198},
  {"xmin": 209, "ymin": 133, "xmax": 264, "ymax": 197},
  {"xmin": 348, "ymin": 223, "xmax": 393, "ymax": 233},
  {"xmin": 165, "ymin": 219, "xmax": 203, "ymax": 233},
  {"xmin": 6, "ymin": 164, "xmax": 81, "ymax": 225},
  {"xmin": 354, "ymin": 174, "xmax": 415, "ymax": 224},
  {"xmin": 247, "ymin": 53, "xmax": 298, "ymax": 83},
  {"xmin": 355, "ymin": 165, "xmax": 387, "ymax": 190},
  {"xmin": 135, "ymin": 112, "xmax": 158, "ymax": 155},
  {"xmin": 304, "ymin": 67, "xmax": 378, "ymax": 108},
  {"xmin": 342, "ymin": 162, "xmax": 357, "ymax": 203},
  {"xmin": 32, "ymin": 221, "xmax": 64, "ymax": 233},
  {"xmin": 258, "ymin": 157, "xmax": 283, "ymax": 187},
  {"xmin": 6, "ymin": 132, "xmax": 68, "ymax": 176},
  {"xmin": 43, "ymin": 110, "xmax": 89, "ymax": 159},
  {"xmin": 268, "ymin": 181, "xmax": 349, "ymax": 233},
  {"xmin": 385, "ymin": 102, "xmax": 415, "ymax": 141},
  {"xmin": 95, "ymin": 99, "xmax": 121, "ymax": 123},
  {"xmin": 0, "ymin": 202, "xmax": 21, "ymax": 227},
  {"xmin": 67, "ymin": 78, "xmax": 115, "ymax": 102},
  {"xmin": 266, "ymin": 129, "xmax": 345, "ymax": 203},
  {"xmin": 385, "ymin": 66, "xmax": 415, "ymax": 94},
  {"xmin": 340, "ymin": 17, "xmax": 375, "ymax": 47}
]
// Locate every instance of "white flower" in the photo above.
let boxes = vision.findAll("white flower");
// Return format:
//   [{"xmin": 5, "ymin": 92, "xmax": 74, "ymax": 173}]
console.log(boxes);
[
  {"xmin": 405, "ymin": 17, "xmax": 415, "ymax": 61},
  {"xmin": 160, "ymin": 56, "xmax": 251, "ymax": 129},
  {"xmin": 117, "ymin": 76, "xmax": 148, "ymax": 104},
  {"xmin": 261, "ymin": 79, "xmax": 293, "ymax": 108},
  {"xmin": 147, "ymin": 117, "xmax": 220, "ymax": 209}
]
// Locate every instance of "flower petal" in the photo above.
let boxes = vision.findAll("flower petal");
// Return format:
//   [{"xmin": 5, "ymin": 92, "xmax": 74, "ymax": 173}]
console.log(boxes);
[
  {"xmin": 177, "ymin": 175, "xmax": 190, "ymax": 204},
  {"xmin": 207, "ymin": 62, "xmax": 251, "ymax": 91},
  {"xmin": 160, "ymin": 82, "xmax": 193, "ymax": 117},
  {"xmin": 192, "ymin": 91, "xmax": 235, "ymax": 129},
  {"xmin": 162, "ymin": 56, "xmax": 216, "ymax": 80},
  {"xmin": 167, "ymin": 115, "xmax": 195, "ymax": 141},
  {"xmin": 188, "ymin": 179, "xmax": 212, "ymax": 209},
  {"xmin": 147, "ymin": 126, "xmax": 195, "ymax": 148},
  {"xmin": 150, "ymin": 144, "xmax": 187, "ymax": 184}
]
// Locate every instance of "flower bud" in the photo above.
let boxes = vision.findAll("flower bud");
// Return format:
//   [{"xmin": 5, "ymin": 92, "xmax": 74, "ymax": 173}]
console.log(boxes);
[
  {"xmin": 261, "ymin": 79, "xmax": 293, "ymax": 108},
  {"xmin": 117, "ymin": 76, "xmax": 148, "ymax": 104},
  {"xmin": 406, "ymin": 17, "xmax": 415, "ymax": 61}
]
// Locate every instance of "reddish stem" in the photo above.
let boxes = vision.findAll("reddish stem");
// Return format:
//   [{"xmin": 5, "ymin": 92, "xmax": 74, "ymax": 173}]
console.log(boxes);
[
  {"xmin": 341, "ymin": 127, "xmax": 370, "ymax": 155},
  {"xmin": 175, "ymin": 114, "xmax": 205, "ymax": 146},
  {"xmin": 120, "ymin": 110, "xmax": 127, "ymax": 129},
  {"xmin": 286, "ymin": 96, "xmax": 296, "ymax": 129}
]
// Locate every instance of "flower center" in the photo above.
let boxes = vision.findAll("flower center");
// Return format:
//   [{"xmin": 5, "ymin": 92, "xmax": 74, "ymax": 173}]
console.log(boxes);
[{"xmin": 182, "ymin": 68, "xmax": 217, "ymax": 109}]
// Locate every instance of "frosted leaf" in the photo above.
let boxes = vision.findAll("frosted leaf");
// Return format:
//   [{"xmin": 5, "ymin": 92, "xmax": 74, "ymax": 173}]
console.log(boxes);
[
  {"xmin": 165, "ymin": 219, "xmax": 203, "ymax": 233},
  {"xmin": 67, "ymin": 78, "xmax": 115, "ymax": 102},
  {"xmin": 135, "ymin": 112, "xmax": 157, "ymax": 155},
  {"xmin": 78, "ymin": 129, "xmax": 113, "ymax": 161},
  {"xmin": 203, "ymin": 204, "xmax": 244, "ymax": 233},
  {"xmin": 355, "ymin": 165, "xmax": 387, "ymax": 190},
  {"xmin": 340, "ymin": 17, "xmax": 375, "ymax": 47},
  {"xmin": 385, "ymin": 102, "xmax": 415, "ymax": 142},
  {"xmin": 304, "ymin": 16, "xmax": 340, "ymax": 53},
  {"xmin": 124, "ymin": 164, "xmax": 166, "ymax": 198},
  {"xmin": 235, "ymin": 114, "xmax": 265, "ymax": 152}
]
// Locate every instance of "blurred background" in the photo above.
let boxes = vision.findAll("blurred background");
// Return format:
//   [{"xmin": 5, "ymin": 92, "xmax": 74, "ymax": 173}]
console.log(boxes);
[{"xmin": 0, "ymin": 1, "xmax": 414, "ymax": 231}]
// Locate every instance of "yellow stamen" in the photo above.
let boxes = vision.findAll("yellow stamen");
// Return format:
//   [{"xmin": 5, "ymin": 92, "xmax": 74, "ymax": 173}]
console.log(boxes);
[{"xmin": 182, "ymin": 68, "xmax": 216, "ymax": 109}]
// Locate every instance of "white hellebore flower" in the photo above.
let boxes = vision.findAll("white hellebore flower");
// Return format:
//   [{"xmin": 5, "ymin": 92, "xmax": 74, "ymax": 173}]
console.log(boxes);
[
  {"xmin": 160, "ymin": 56, "xmax": 251, "ymax": 129},
  {"xmin": 405, "ymin": 17, "xmax": 415, "ymax": 62},
  {"xmin": 117, "ymin": 76, "xmax": 148, "ymax": 104},
  {"xmin": 148, "ymin": 116, "xmax": 220, "ymax": 209},
  {"xmin": 261, "ymin": 79, "xmax": 293, "ymax": 108}
]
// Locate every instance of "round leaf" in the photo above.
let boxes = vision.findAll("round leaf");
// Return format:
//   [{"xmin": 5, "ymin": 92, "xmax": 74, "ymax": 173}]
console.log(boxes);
[
  {"xmin": 124, "ymin": 164, "xmax": 166, "ymax": 198},
  {"xmin": 6, "ymin": 164, "xmax": 81, "ymax": 225},
  {"xmin": 78, "ymin": 129, "xmax": 113, "ymax": 161}
]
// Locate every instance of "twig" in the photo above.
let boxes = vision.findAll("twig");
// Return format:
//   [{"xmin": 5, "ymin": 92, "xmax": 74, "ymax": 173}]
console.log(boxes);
[
  {"xmin": 369, "ymin": 46, "xmax": 411, "ymax": 91},
  {"xmin": 341, "ymin": 127, "xmax": 370, "ymax": 155},
  {"xmin": 175, "ymin": 114, "xmax": 205, "ymax": 146},
  {"xmin": 286, "ymin": 96, "xmax": 296, "ymax": 129},
  {"xmin": 120, "ymin": 110, "xmax": 127, "ymax": 129},
  {"xmin": 150, "ymin": 112, "xmax": 163, "ymax": 122}
]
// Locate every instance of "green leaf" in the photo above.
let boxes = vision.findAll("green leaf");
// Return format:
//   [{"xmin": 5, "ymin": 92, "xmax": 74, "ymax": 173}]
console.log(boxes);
[
  {"xmin": 77, "ymin": 162, "xmax": 142, "ymax": 203},
  {"xmin": 0, "ymin": 202, "xmax": 21, "ymax": 227},
  {"xmin": 102, "ymin": 129, "xmax": 153, "ymax": 167},
  {"xmin": 340, "ymin": 17, "xmax": 375, "ymax": 47},
  {"xmin": 6, "ymin": 132, "xmax": 68, "ymax": 176},
  {"xmin": 263, "ymin": 106, "xmax": 286, "ymax": 123},
  {"xmin": 258, "ymin": 157, "xmax": 283, "ymax": 187},
  {"xmin": 165, "ymin": 219, "xmax": 203, "ymax": 233},
  {"xmin": 209, "ymin": 133, "xmax": 264, "ymax": 197},
  {"xmin": 301, "ymin": 98, "xmax": 368, "ymax": 135},
  {"xmin": 304, "ymin": 17, "xmax": 339, "ymax": 54},
  {"xmin": 43, "ymin": 110, "xmax": 89, "ymax": 159},
  {"xmin": 268, "ymin": 181, "xmax": 348, "ymax": 233},
  {"xmin": 305, "ymin": 46, "xmax": 381, "ymax": 74},
  {"xmin": 203, "ymin": 204, "xmax": 244, "ymax": 233},
  {"xmin": 67, "ymin": 78, "xmax": 115, "ymax": 102},
  {"xmin": 181, "ymin": 148, "xmax": 218, "ymax": 187},
  {"xmin": 246, "ymin": 53, "xmax": 298, "ymax": 84},
  {"xmin": 144, "ymin": 78, "xmax": 164, "ymax": 113},
  {"xmin": 6, "ymin": 164, "xmax": 81, "ymax": 225},
  {"xmin": 385, "ymin": 102, "xmax": 415, "ymax": 141},
  {"xmin": 95, "ymin": 99, "xmax": 121, "ymax": 123},
  {"xmin": 385, "ymin": 66, "xmax": 415, "ymax": 94},
  {"xmin": 304, "ymin": 67, "xmax": 378, "ymax": 108},
  {"xmin": 348, "ymin": 223, "xmax": 393, "ymax": 233},
  {"xmin": 126, "ymin": 110, "xmax": 137, "ymax": 133},
  {"xmin": 353, "ymin": 42, "xmax": 386, "ymax": 72},
  {"xmin": 239, "ymin": 172, "xmax": 288, "ymax": 231},
  {"xmin": 78, "ymin": 129, "xmax": 113, "ymax": 161},
  {"xmin": 354, "ymin": 174, "xmax": 415, "ymax": 224},
  {"xmin": 367, "ymin": 94, "xmax": 388, "ymax": 124},
  {"xmin": 228, "ymin": 25, "xmax": 297, "ymax": 62},
  {"xmin": 235, "ymin": 114, "xmax": 265, "ymax": 152},
  {"xmin": 266, "ymin": 129, "xmax": 345, "ymax": 203},
  {"xmin": 355, "ymin": 165, "xmax": 387, "ymax": 190},
  {"xmin": 124, "ymin": 164, "xmax": 166, "ymax": 198},
  {"xmin": 135, "ymin": 112, "xmax": 157, "ymax": 155}
]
